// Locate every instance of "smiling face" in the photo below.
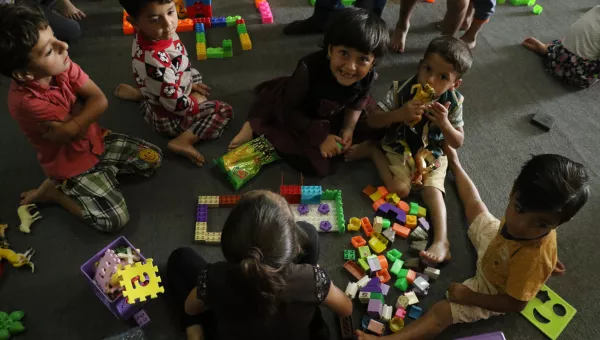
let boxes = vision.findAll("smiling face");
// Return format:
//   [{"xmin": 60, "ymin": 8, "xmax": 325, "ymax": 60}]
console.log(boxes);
[
  {"xmin": 129, "ymin": 1, "xmax": 179, "ymax": 41},
  {"xmin": 503, "ymin": 193, "xmax": 561, "ymax": 240},
  {"xmin": 15, "ymin": 25, "xmax": 70, "ymax": 82},
  {"xmin": 417, "ymin": 52, "xmax": 462, "ymax": 99},
  {"xmin": 328, "ymin": 45, "xmax": 375, "ymax": 87}
]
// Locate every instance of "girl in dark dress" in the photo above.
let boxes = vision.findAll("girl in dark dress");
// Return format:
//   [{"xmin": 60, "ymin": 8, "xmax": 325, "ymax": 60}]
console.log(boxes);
[
  {"xmin": 229, "ymin": 8, "xmax": 389, "ymax": 177},
  {"xmin": 166, "ymin": 190, "xmax": 352, "ymax": 340}
]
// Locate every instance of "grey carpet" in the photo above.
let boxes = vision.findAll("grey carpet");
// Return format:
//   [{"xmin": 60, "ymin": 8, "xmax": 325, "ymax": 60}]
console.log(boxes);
[{"xmin": 1, "ymin": 0, "xmax": 599, "ymax": 339}]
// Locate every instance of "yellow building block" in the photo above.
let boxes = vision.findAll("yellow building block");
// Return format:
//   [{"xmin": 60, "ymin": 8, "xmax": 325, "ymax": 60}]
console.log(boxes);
[
  {"xmin": 406, "ymin": 215, "xmax": 417, "ymax": 229},
  {"xmin": 417, "ymin": 207, "xmax": 426, "ymax": 218},
  {"xmin": 239, "ymin": 33, "xmax": 252, "ymax": 51},
  {"xmin": 347, "ymin": 217, "xmax": 361, "ymax": 231},
  {"xmin": 368, "ymin": 237, "xmax": 386, "ymax": 254},
  {"xmin": 369, "ymin": 191, "xmax": 382, "ymax": 202},
  {"xmin": 198, "ymin": 196, "xmax": 219, "ymax": 207},
  {"xmin": 206, "ymin": 232, "xmax": 221, "ymax": 244},
  {"xmin": 195, "ymin": 222, "xmax": 207, "ymax": 242},
  {"xmin": 118, "ymin": 259, "xmax": 164, "ymax": 304},
  {"xmin": 386, "ymin": 193, "xmax": 400, "ymax": 205}
]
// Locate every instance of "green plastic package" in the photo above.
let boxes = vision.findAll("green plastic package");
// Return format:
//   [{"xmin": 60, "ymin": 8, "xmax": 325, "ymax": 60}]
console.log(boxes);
[{"xmin": 215, "ymin": 137, "xmax": 280, "ymax": 190}]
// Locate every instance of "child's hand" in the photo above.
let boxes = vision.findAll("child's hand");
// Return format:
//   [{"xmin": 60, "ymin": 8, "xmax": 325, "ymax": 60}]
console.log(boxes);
[
  {"xmin": 42, "ymin": 119, "xmax": 81, "ymax": 143},
  {"xmin": 447, "ymin": 283, "xmax": 473, "ymax": 305},
  {"xmin": 319, "ymin": 134, "xmax": 343, "ymax": 158},
  {"xmin": 340, "ymin": 128, "xmax": 354, "ymax": 151},
  {"xmin": 190, "ymin": 92, "xmax": 208, "ymax": 104},
  {"xmin": 192, "ymin": 83, "xmax": 211, "ymax": 97},
  {"xmin": 397, "ymin": 99, "xmax": 425, "ymax": 123},
  {"xmin": 552, "ymin": 259, "xmax": 566, "ymax": 276},
  {"xmin": 425, "ymin": 101, "xmax": 451, "ymax": 128},
  {"xmin": 355, "ymin": 330, "xmax": 378, "ymax": 340}
]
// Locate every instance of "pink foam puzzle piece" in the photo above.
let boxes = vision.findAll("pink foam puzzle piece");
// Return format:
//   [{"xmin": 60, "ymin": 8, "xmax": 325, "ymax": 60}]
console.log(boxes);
[{"xmin": 94, "ymin": 249, "xmax": 120, "ymax": 291}]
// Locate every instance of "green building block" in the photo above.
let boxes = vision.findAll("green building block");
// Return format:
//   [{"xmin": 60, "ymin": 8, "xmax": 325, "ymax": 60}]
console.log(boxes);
[
  {"xmin": 497, "ymin": 0, "xmax": 505, "ymax": 3},
  {"xmin": 358, "ymin": 246, "xmax": 371, "ymax": 258},
  {"xmin": 341, "ymin": 0, "xmax": 355, "ymax": 6},
  {"xmin": 370, "ymin": 292, "xmax": 384, "ymax": 302},
  {"xmin": 532, "ymin": 4, "xmax": 543, "ymax": 14},
  {"xmin": 207, "ymin": 47, "xmax": 224, "ymax": 59},
  {"xmin": 226, "ymin": 16, "xmax": 237, "ymax": 27},
  {"xmin": 309, "ymin": 0, "xmax": 316, "ymax": 6},
  {"xmin": 398, "ymin": 269, "xmax": 409, "ymax": 277},
  {"xmin": 235, "ymin": 15, "xmax": 242, "ymax": 20},
  {"xmin": 382, "ymin": 218, "xmax": 391, "ymax": 229},
  {"xmin": 343, "ymin": 249, "xmax": 356, "ymax": 261},
  {"xmin": 527, "ymin": 0, "xmax": 535, "ymax": 5},
  {"xmin": 334, "ymin": 190, "xmax": 345, "ymax": 234},
  {"xmin": 196, "ymin": 33, "xmax": 205, "ymax": 43},
  {"xmin": 409, "ymin": 202, "xmax": 419, "ymax": 216},
  {"xmin": 394, "ymin": 277, "xmax": 408, "ymax": 291},
  {"xmin": 510, "ymin": 0, "xmax": 528, "ymax": 5},
  {"xmin": 386, "ymin": 249, "xmax": 402, "ymax": 263},
  {"xmin": 390, "ymin": 259, "xmax": 404, "ymax": 276},
  {"xmin": 237, "ymin": 24, "xmax": 247, "ymax": 34},
  {"xmin": 223, "ymin": 39, "xmax": 233, "ymax": 58},
  {"xmin": 322, "ymin": 189, "xmax": 340, "ymax": 200},
  {"xmin": 357, "ymin": 258, "xmax": 370, "ymax": 272}
]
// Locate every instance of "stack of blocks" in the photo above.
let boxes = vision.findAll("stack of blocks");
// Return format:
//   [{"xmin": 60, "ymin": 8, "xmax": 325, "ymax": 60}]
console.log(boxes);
[
  {"xmin": 301, "ymin": 186, "xmax": 322, "ymax": 204},
  {"xmin": 185, "ymin": 0, "xmax": 212, "ymax": 18},
  {"xmin": 195, "ymin": 22, "xmax": 207, "ymax": 60},
  {"xmin": 195, "ymin": 195, "xmax": 241, "ymax": 243},
  {"xmin": 193, "ymin": 16, "xmax": 252, "ymax": 60},
  {"xmin": 255, "ymin": 0, "xmax": 273, "ymax": 24},
  {"xmin": 237, "ymin": 18, "xmax": 252, "ymax": 51}
]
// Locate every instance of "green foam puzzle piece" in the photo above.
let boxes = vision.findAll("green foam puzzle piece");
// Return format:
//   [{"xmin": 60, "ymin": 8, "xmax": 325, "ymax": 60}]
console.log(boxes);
[{"xmin": 521, "ymin": 285, "xmax": 576, "ymax": 340}]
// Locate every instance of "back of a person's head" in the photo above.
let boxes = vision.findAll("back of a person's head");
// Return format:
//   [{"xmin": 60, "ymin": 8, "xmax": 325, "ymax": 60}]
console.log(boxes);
[
  {"xmin": 221, "ymin": 190, "xmax": 298, "ymax": 315},
  {"xmin": 424, "ymin": 36, "xmax": 473, "ymax": 76},
  {"xmin": 323, "ymin": 7, "xmax": 389, "ymax": 60},
  {"xmin": 513, "ymin": 154, "xmax": 589, "ymax": 224},
  {"xmin": 0, "ymin": 4, "xmax": 48, "ymax": 78},
  {"xmin": 119, "ymin": 0, "xmax": 172, "ymax": 18}
]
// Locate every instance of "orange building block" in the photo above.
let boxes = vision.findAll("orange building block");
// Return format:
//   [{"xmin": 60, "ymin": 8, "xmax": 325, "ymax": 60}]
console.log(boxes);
[
  {"xmin": 219, "ymin": 195, "xmax": 241, "ymax": 206},
  {"xmin": 377, "ymin": 255, "xmax": 388, "ymax": 270},
  {"xmin": 392, "ymin": 224, "xmax": 411, "ymax": 239},
  {"xmin": 351, "ymin": 236, "xmax": 367, "ymax": 248},
  {"xmin": 377, "ymin": 186, "xmax": 389, "ymax": 198},
  {"xmin": 397, "ymin": 201, "xmax": 410, "ymax": 213},
  {"xmin": 372, "ymin": 198, "xmax": 386, "ymax": 211},
  {"xmin": 406, "ymin": 269, "xmax": 417, "ymax": 284},
  {"xmin": 363, "ymin": 185, "xmax": 377, "ymax": 197},
  {"xmin": 177, "ymin": 18, "xmax": 194, "ymax": 32},
  {"xmin": 123, "ymin": 11, "xmax": 134, "ymax": 35},
  {"xmin": 361, "ymin": 218, "xmax": 373, "ymax": 237},
  {"xmin": 376, "ymin": 268, "xmax": 391, "ymax": 283}
]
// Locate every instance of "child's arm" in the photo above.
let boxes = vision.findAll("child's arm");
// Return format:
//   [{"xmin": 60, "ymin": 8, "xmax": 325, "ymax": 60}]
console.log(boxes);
[
  {"xmin": 425, "ymin": 102, "xmax": 464, "ymax": 149},
  {"xmin": 322, "ymin": 282, "xmax": 353, "ymax": 317},
  {"xmin": 339, "ymin": 108, "xmax": 361, "ymax": 150},
  {"xmin": 448, "ymin": 283, "xmax": 527, "ymax": 313},
  {"xmin": 184, "ymin": 288, "xmax": 207, "ymax": 315},
  {"xmin": 367, "ymin": 100, "xmax": 424, "ymax": 129}
]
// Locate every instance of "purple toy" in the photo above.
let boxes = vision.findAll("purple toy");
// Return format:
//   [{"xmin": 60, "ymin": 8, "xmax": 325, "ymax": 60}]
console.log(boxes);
[
  {"xmin": 361, "ymin": 278, "xmax": 383, "ymax": 293},
  {"xmin": 394, "ymin": 210, "xmax": 407, "ymax": 225},
  {"xmin": 94, "ymin": 249, "xmax": 120, "ymax": 292},
  {"xmin": 317, "ymin": 204, "xmax": 330, "ymax": 214},
  {"xmin": 375, "ymin": 203, "xmax": 393, "ymax": 217},
  {"xmin": 196, "ymin": 204, "xmax": 208, "ymax": 222},
  {"xmin": 455, "ymin": 331, "xmax": 506, "ymax": 340},
  {"xmin": 133, "ymin": 309, "xmax": 151, "ymax": 327},
  {"xmin": 367, "ymin": 299, "xmax": 383, "ymax": 318},
  {"xmin": 380, "ymin": 283, "xmax": 390, "ymax": 296},
  {"xmin": 297, "ymin": 204, "xmax": 309, "ymax": 215},
  {"xmin": 418, "ymin": 217, "xmax": 430, "ymax": 231},
  {"xmin": 319, "ymin": 221, "xmax": 332, "ymax": 231}
]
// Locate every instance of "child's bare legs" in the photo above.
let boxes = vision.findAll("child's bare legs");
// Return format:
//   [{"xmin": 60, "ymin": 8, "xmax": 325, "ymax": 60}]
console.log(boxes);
[
  {"xmin": 186, "ymin": 325, "xmax": 204, "ymax": 340},
  {"xmin": 391, "ymin": 0, "xmax": 419, "ymax": 53},
  {"xmin": 59, "ymin": 0, "xmax": 86, "ymax": 20},
  {"xmin": 356, "ymin": 300, "xmax": 454, "ymax": 340},
  {"xmin": 168, "ymin": 130, "xmax": 205, "ymax": 167},
  {"xmin": 460, "ymin": 19, "xmax": 485, "ymax": 49},
  {"xmin": 438, "ymin": 0, "xmax": 470, "ymax": 36},
  {"xmin": 522, "ymin": 37, "xmax": 549, "ymax": 55},
  {"xmin": 228, "ymin": 121, "xmax": 253, "ymax": 150},
  {"xmin": 345, "ymin": 141, "xmax": 410, "ymax": 197},
  {"xmin": 420, "ymin": 186, "xmax": 451, "ymax": 265},
  {"xmin": 20, "ymin": 179, "xmax": 84, "ymax": 220},
  {"xmin": 114, "ymin": 84, "xmax": 144, "ymax": 102}
]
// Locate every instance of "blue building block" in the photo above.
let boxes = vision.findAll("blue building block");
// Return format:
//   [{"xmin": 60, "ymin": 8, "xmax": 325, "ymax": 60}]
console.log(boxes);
[
  {"xmin": 301, "ymin": 186, "xmax": 322, "ymax": 204},
  {"xmin": 408, "ymin": 305, "xmax": 423, "ymax": 319},
  {"xmin": 194, "ymin": 23, "xmax": 205, "ymax": 33},
  {"xmin": 210, "ymin": 17, "xmax": 227, "ymax": 28}
]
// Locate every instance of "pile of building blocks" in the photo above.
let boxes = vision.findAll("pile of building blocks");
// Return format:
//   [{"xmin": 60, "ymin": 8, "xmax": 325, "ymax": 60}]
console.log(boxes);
[
  {"xmin": 282, "ymin": 185, "xmax": 345, "ymax": 233},
  {"xmin": 255, "ymin": 0, "xmax": 273, "ymax": 24},
  {"xmin": 195, "ymin": 195, "xmax": 241, "ymax": 243}
]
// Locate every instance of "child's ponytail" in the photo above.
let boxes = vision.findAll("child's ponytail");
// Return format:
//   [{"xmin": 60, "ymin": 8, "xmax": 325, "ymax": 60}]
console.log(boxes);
[{"xmin": 239, "ymin": 247, "xmax": 287, "ymax": 315}]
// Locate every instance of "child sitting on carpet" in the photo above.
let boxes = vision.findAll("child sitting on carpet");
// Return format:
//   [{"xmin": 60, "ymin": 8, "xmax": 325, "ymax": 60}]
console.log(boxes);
[
  {"xmin": 1, "ymin": 4, "xmax": 162, "ymax": 232},
  {"xmin": 167, "ymin": 190, "xmax": 351, "ymax": 340},
  {"xmin": 346, "ymin": 36, "xmax": 472, "ymax": 266},
  {"xmin": 115, "ymin": 0, "xmax": 233, "ymax": 167},
  {"xmin": 356, "ymin": 149, "xmax": 588, "ymax": 340},
  {"xmin": 523, "ymin": 5, "xmax": 600, "ymax": 88},
  {"xmin": 228, "ymin": 8, "xmax": 388, "ymax": 177}
]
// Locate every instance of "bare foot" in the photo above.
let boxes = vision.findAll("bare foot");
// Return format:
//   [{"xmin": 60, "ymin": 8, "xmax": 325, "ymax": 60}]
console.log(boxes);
[
  {"xmin": 419, "ymin": 241, "xmax": 451, "ymax": 266},
  {"xmin": 114, "ymin": 84, "xmax": 144, "ymax": 102},
  {"xmin": 390, "ymin": 23, "xmax": 410, "ymax": 53},
  {"xmin": 168, "ymin": 139, "xmax": 205, "ymax": 167},
  {"xmin": 460, "ymin": 35, "xmax": 477, "ymax": 50},
  {"xmin": 344, "ymin": 141, "xmax": 374, "ymax": 162},
  {"xmin": 522, "ymin": 37, "xmax": 549, "ymax": 55},
  {"xmin": 228, "ymin": 121, "xmax": 253, "ymax": 150},
  {"xmin": 20, "ymin": 179, "xmax": 59, "ymax": 205},
  {"xmin": 60, "ymin": 0, "xmax": 86, "ymax": 20}
]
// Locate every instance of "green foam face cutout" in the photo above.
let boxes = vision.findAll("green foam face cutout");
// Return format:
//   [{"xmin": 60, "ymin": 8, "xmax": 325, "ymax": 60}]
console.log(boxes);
[{"xmin": 521, "ymin": 285, "xmax": 576, "ymax": 339}]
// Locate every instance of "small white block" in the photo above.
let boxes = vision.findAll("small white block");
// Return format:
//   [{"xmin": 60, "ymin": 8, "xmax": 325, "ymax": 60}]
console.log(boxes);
[
  {"xmin": 424, "ymin": 267, "xmax": 440, "ymax": 279},
  {"xmin": 345, "ymin": 282, "xmax": 358, "ymax": 299},
  {"xmin": 373, "ymin": 216, "xmax": 383, "ymax": 233},
  {"xmin": 358, "ymin": 291, "xmax": 371, "ymax": 304},
  {"xmin": 357, "ymin": 275, "xmax": 370, "ymax": 288},
  {"xmin": 381, "ymin": 304, "xmax": 393, "ymax": 321},
  {"xmin": 413, "ymin": 277, "xmax": 430, "ymax": 292},
  {"xmin": 404, "ymin": 291, "xmax": 419, "ymax": 305}
]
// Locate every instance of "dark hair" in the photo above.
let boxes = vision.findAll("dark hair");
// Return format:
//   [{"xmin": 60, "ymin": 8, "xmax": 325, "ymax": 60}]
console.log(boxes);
[
  {"xmin": 322, "ymin": 7, "xmax": 389, "ymax": 59},
  {"xmin": 424, "ymin": 36, "xmax": 473, "ymax": 76},
  {"xmin": 119, "ymin": 0, "xmax": 173, "ymax": 18},
  {"xmin": 0, "ymin": 4, "xmax": 48, "ymax": 78},
  {"xmin": 513, "ymin": 154, "xmax": 589, "ymax": 224},
  {"xmin": 221, "ymin": 190, "xmax": 299, "ymax": 315}
]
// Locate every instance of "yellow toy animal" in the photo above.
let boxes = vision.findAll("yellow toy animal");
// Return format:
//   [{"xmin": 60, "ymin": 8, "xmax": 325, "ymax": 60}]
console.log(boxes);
[
  {"xmin": 409, "ymin": 83, "xmax": 436, "ymax": 129},
  {"xmin": 0, "ymin": 247, "xmax": 35, "ymax": 272},
  {"xmin": 412, "ymin": 148, "xmax": 435, "ymax": 186},
  {"xmin": 18, "ymin": 204, "xmax": 42, "ymax": 234}
]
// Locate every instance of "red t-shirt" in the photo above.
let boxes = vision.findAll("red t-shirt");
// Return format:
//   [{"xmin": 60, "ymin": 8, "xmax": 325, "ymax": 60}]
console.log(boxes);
[{"xmin": 8, "ymin": 60, "xmax": 105, "ymax": 180}]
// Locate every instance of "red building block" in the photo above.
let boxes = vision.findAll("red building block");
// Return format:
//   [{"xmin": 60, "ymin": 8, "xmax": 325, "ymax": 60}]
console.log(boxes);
[
  {"xmin": 377, "ymin": 255, "xmax": 388, "ymax": 270},
  {"xmin": 236, "ymin": 18, "xmax": 245, "ymax": 24},
  {"xmin": 280, "ymin": 185, "xmax": 301, "ymax": 204},
  {"xmin": 187, "ymin": 3, "xmax": 212, "ymax": 19},
  {"xmin": 376, "ymin": 268, "xmax": 391, "ymax": 283},
  {"xmin": 361, "ymin": 217, "xmax": 373, "ymax": 237},
  {"xmin": 219, "ymin": 195, "xmax": 241, "ymax": 206},
  {"xmin": 351, "ymin": 236, "xmax": 367, "ymax": 248},
  {"xmin": 377, "ymin": 186, "xmax": 389, "ymax": 198},
  {"xmin": 397, "ymin": 201, "xmax": 410, "ymax": 213},
  {"xmin": 362, "ymin": 185, "xmax": 377, "ymax": 197},
  {"xmin": 344, "ymin": 260, "xmax": 366, "ymax": 280},
  {"xmin": 392, "ymin": 224, "xmax": 411, "ymax": 239},
  {"xmin": 372, "ymin": 198, "xmax": 386, "ymax": 211},
  {"xmin": 406, "ymin": 270, "xmax": 417, "ymax": 284}
]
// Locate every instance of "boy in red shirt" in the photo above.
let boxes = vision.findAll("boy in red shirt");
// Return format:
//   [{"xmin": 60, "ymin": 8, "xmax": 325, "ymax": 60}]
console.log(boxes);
[{"xmin": 1, "ymin": 4, "xmax": 162, "ymax": 232}]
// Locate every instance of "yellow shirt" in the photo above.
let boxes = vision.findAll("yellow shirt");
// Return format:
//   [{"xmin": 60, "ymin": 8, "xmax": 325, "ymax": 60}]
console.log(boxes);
[{"xmin": 481, "ymin": 219, "xmax": 557, "ymax": 302}]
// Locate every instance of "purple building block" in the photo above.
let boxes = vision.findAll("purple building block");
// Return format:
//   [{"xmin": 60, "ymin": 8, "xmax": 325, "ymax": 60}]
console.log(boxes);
[
  {"xmin": 318, "ymin": 204, "xmax": 330, "ymax": 214},
  {"xmin": 455, "ymin": 331, "xmax": 506, "ymax": 340},
  {"xmin": 375, "ymin": 203, "xmax": 393, "ymax": 217},
  {"xmin": 196, "ymin": 204, "xmax": 208, "ymax": 222},
  {"xmin": 320, "ymin": 221, "xmax": 332, "ymax": 232},
  {"xmin": 367, "ymin": 257, "xmax": 382, "ymax": 272},
  {"xmin": 418, "ymin": 217, "xmax": 430, "ymax": 231},
  {"xmin": 394, "ymin": 210, "xmax": 407, "ymax": 225},
  {"xmin": 297, "ymin": 204, "xmax": 309, "ymax": 215},
  {"xmin": 133, "ymin": 309, "xmax": 150, "ymax": 327},
  {"xmin": 380, "ymin": 283, "xmax": 390, "ymax": 295},
  {"xmin": 361, "ymin": 278, "xmax": 383, "ymax": 293},
  {"xmin": 387, "ymin": 206, "xmax": 402, "ymax": 219},
  {"xmin": 367, "ymin": 299, "xmax": 383, "ymax": 318}
]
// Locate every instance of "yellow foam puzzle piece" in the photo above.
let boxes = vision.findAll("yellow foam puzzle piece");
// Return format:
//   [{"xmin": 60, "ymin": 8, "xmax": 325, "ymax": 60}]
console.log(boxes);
[{"xmin": 118, "ymin": 258, "xmax": 164, "ymax": 304}]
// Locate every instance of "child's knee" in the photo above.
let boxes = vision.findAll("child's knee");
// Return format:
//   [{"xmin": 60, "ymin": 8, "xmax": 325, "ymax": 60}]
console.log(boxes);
[
  {"xmin": 216, "ymin": 101, "xmax": 234, "ymax": 121},
  {"xmin": 389, "ymin": 182, "xmax": 410, "ymax": 198},
  {"xmin": 87, "ymin": 202, "xmax": 130, "ymax": 232}
]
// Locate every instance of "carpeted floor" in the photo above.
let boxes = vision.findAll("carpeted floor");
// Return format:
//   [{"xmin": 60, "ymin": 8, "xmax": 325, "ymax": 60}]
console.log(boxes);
[{"xmin": 1, "ymin": 0, "xmax": 599, "ymax": 339}]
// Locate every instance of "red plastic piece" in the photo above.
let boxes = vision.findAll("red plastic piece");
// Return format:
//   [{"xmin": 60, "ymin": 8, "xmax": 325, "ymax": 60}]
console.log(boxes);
[
  {"xmin": 219, "ymin": 195, "xmax": 241, "ymax": 206},
  {"xmin": 236, "ymin": 18, "xmax": 245, "ymax": 24},
  {"xmin": 392, "ymin": 224, "xmax": 411, "ymax": 239},
  {"xmin": 376, "ymin": 268, "xmax": 391, "ymax": 283},
  {"xmin": 372, "ymin": 198, "xmax": 386, "ymax": 211},
  {"xmin": 406, "ymin": 269, "xmax": 417, "ymax": 284},
  {"xmin": 361, "ymin": 217, "xmax": 373, "ymax": 237},
  {"xmin": 377, "ymin": 186, "xmax": 389, "ymax": 198},
  {"xmin": 377, "ymin": 255, "xmax": 388, "ymax": 270},
  {"xmin": 351, "ymin": 236, "xmax": 367, "ymax": 248},
  {"xmin": 280, "ymin": 185, "xmax": 301, "ymax": 204},
  {"xmin": 344, "ymin": 260, "xmax": 366, "ymax": 280},
  {"xmin": 362, "ymin": 185, "xmax": 377, "ymax": 197},
  {"xmin": 123, "ymin": 11, "xmax": 134, "ymax": 34},
  {"xmin": 397, "ymin": 201, "xmax": 409, "ymax": 213},
  {"xmin": 187, "ymin": 3, "xmax": 212, "ymax": 19},
  {"xmin": 177, "ymin": 18, "xmax": 194, "ymax": 32}
]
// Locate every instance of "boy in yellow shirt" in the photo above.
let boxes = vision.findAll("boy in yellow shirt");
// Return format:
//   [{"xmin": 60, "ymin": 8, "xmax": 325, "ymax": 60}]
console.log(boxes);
[{"xmin": 357, "ymin": 148, "xmax": 589, "ymax": 339}]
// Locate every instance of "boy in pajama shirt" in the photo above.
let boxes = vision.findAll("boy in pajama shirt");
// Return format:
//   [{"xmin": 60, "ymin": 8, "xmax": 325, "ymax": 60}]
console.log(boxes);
[
  {"xmin": 116, "ymin": 0, "xmax": 233, "ymax": 167},
  {"xmin": 2, "ymin": 4, "xmax": 162, "ymax": 232}
]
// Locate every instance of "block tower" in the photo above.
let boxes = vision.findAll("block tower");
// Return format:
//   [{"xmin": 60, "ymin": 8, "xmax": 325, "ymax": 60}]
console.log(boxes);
[{"xmin": 185, "ymin": 0, "xmax": 212, "ymax": 18}]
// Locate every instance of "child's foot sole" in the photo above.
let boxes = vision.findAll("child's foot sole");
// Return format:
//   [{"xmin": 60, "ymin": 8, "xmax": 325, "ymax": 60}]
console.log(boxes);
[
  {"xmin": 168, "ymin": 141, "xmax": 205, "ymax": 167},
  {"xmin": 419, "ymin": 242, "xmax": 451, "ymax": 267},
  {"xmin": 390, "ymin": 24, "xmax": 410, "ymax": 53},
  {"xmin": 228, "ymin": 122, "xmax": 253, "ymax": 150}
]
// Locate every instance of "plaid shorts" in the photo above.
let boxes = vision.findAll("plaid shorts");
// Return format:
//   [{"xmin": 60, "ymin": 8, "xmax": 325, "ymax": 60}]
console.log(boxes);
[
  {"xmin": 141, "ymin": 69, "xmax": 234, "ymax": 139},
  {"xmin": 60, "ymin": 132, "xmax": 162, "ymax": 232}
]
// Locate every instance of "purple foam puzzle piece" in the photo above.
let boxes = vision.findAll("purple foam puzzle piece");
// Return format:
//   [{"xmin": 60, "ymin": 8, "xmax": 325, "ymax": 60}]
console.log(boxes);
[
  {"xmin": 455, "ymin": 331, "xmax": 506, "ymax": 340},
  {"xmin": 297, "ymin": 204, "xmax": 309, "ymax": 215},
  {"xmin": 318, "ymin": 204, "xmax": 330, "ymax": 214},
  {"xmin": 320, "ymin": 221, "xmax": 332, "ymax": 231},
  {"xmin": 418, "ymin": 217, "xmax": 430, "ymax": 231},
  {"xmin": 367, "ymin": 299, "xmax": 383, "ymax": 317},
  {"xmin": 94, "ymin": 249, "xmax": 120, "ymax": 291}
]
